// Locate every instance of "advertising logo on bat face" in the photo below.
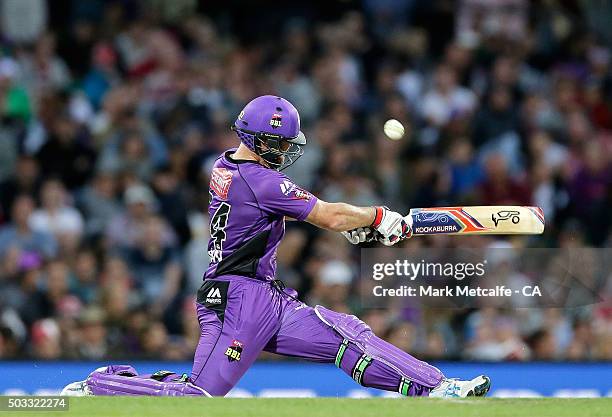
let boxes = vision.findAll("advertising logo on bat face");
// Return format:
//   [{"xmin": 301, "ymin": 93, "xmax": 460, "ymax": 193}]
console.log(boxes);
[{"xmin": 492, "ymin": 210, "xmax": 520, "ymax": 226}]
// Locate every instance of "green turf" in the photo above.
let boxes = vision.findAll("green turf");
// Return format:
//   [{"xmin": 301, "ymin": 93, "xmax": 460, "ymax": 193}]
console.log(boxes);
[{"xmin": 3, "ymin": 397, "xmax": 611, "ymax": 417}]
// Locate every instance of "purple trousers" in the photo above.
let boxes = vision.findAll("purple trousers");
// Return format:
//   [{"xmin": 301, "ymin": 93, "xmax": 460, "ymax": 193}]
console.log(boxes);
[{"xmin": 87, "ymin": 276, "xmax": 443, "ymax": 396}]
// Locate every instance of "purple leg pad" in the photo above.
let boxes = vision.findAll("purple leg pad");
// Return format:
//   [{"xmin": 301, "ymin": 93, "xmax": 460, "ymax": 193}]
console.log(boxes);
[
  {"xmin": 86, "ymin": 365, "xmax": 210, "ymax": 396},
  {"xmin": 264, "ymin": 300, "xmax": 441, "ymax": 396},
  {"xmin": 315, "ymin": 305, "xmax": 443, "ymax": 389},
  {"xmin": 338, "ymin": 341, "xmax": 432, "ymax": 396}
]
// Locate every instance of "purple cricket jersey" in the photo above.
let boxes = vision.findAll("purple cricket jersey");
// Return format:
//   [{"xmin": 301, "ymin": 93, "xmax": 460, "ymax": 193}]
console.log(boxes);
[{"xmin": 204, "ymin": 148, "xmax": 317, "ymax": 281}]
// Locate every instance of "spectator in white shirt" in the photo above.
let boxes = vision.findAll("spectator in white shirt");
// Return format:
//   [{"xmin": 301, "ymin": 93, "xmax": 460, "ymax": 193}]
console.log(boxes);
[
  {"xmin": 29, "ymin": 179, "xmax": 84, "ymax": 253},
  {"xmin": 421, "ymin": 64, "xmax": 477, "ymax": 127}
]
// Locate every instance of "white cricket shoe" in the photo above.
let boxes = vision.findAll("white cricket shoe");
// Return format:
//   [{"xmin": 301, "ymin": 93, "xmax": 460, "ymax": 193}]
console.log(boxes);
[
  {"xmin": 60, "ymin": 380, "xmax": 92, "ymax": 396},
  {"xmin": 430, "ymin": 375, "xmax": 491, "ymax": 398},
  {"xmin": 60, "ymin": 366, "xmax": 108, "ymax": 396}
]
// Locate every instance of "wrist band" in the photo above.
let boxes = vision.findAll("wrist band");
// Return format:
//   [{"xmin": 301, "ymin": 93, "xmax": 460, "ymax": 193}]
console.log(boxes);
[{"xmin": 371, "ymin": 206, "xmax": 384, "ymax": 228}]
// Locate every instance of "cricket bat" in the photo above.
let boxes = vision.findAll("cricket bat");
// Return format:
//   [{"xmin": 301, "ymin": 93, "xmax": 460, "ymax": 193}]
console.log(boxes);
[{"xmin": 407, "ymin": 206, "xmax": 545, "ymax": 235}]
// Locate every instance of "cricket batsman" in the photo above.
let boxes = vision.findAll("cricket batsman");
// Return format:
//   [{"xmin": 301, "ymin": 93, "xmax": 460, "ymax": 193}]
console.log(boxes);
[{"xmin": 62, "ymin": 95, "xmax": 491, "ymax": 398}]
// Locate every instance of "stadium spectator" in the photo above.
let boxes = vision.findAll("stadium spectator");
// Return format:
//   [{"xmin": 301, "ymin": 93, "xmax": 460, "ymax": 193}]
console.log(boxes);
[
  {"xmin": 29, "ymin": 179, "xmax": 84, "ymax": 255},
  {"xmin": 74, "ymin": 306, "xmax": 108, "ymax": 360},
  {"xmin": 0, "ymin": 155, "xmax": 40, "ymax": 217},
  {"xmin": 0, "ymin": 194, "xmax": 57, "ymax": 259},
  {"xmin": 77, "ymin": 171, "xmax": 121, "ymax": 239},
  {"xmin": 122, "ymin": 215, "xmax": 182, "ymax": 317},
  {"xmin": 105, "ymin": 183, "xmax": 175, "ymax": 249}
]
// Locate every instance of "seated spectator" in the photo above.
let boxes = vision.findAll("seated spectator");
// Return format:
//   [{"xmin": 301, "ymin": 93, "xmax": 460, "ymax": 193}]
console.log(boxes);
[
  {"xmin": 421, "ymin": 64, "xmax": 477, "ymax": 128},
  {"xmin": 447, "ymin": 139, "xmax": 483, "ymax": 199},
  {"xmin": 139, "ymin": 321, "xmax": 170, "ymax": 359},
  {"xmin": 0, "ymin": 194, "xmax": 57, "ymax": 259},
  {"xmin": 75, "ymin": 306, "xmax": 108, "ymax": 360},
  {"xmin": 77, "ymin": 171, "xmax": 121, "ymax": 239},
  {"xmin": 106, "ymin": 183, "xmax": 176, "ymax": 249},
  {"xmin": 71, "ymin": 248, "xmax": 100, "ymax": 305},
  {"xmin": 29, "ymin": 179, "xmax": 84, "ymax": 253},
  {"xmin": 478, "ymin": 154, "xmax": 531, "ymax": 205},
  {"xmin": 98, "ymin": 130, "xmax": 156, "ymax": 180},
  {"xmin": 122, "ymin": 215, "xmax": 182, "ymax": 317},
  {"xmin": 472, "ymin": 86, "xmax": 520, "ymax": 147},
  {"xmin": 151, "ymin": 166, "xmax": 191, "ymax": 245},
  {"xmin": 308, "ymin": 259, "xmax": 353, "ymax": 313},
  {"xmin": 18, "ymin": 32, "xmax": 72, "ymax": 97},
  {"xmin": 30, "ymin": 318, "xmax": 62, "ymax": 359},
  {"xmin": 526, "ymin": 329, "xmax": 557, "ymax": 360},
  {"xmin": 0, "ymin": 57, "xmax": 31, "ymax": 123},
  {"xmin": 36, "ymin": 112, "xmax": 96, "ymax": 190},
  {"xmin": 0, "ymin": 155, "xmax": 40, "ymax": 219},
  {"xmin": 43, "ymin": 259, "xmax": 73, "ymax": 315}
]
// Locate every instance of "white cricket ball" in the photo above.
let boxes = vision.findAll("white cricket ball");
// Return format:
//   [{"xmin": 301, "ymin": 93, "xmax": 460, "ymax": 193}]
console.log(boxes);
[{"xmin": 383, "ymin": 119, "xmax": 405, "ymax": 140}]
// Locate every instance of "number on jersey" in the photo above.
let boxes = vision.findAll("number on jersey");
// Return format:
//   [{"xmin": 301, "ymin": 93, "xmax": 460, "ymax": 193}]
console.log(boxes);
[{"xmin": 209, "ymin": 202, "xmax": 231, "ymax": 263}]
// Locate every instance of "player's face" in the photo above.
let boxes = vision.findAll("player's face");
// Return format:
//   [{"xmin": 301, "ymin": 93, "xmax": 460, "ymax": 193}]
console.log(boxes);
[
  {"xmin": 254, "ymin": 133, "xmax": 304, "ymax": 170},
  {"xmin": 279, "ymin": 140, "xmax": 291, "ymax": 152}
]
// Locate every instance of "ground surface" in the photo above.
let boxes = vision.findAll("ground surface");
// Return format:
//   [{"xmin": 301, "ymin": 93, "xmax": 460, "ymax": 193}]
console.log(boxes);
[{"xmin": 3, "ymin": 397, "xmax": 611, "ymax": 417}]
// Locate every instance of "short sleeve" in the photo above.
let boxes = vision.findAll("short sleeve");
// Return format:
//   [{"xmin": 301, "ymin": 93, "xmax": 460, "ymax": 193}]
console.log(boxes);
[{"xmin": 252, "ymin": 171, "xmax": 318, "ymax": 221}]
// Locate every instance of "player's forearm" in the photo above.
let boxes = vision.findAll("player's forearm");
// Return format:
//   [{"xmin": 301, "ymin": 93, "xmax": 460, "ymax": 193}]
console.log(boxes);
[{"xmin": 306, "ymin": 200, "xmax": 376, "ymax": 232}]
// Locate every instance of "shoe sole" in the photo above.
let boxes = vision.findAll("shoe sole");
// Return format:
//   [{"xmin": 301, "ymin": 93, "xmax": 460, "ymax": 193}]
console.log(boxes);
[{"xmin": 466, "ymin": 375, "xmax": 491, "ymax": 397}]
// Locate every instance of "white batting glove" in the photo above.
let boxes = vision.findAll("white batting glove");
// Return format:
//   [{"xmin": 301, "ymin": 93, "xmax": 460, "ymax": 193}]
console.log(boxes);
[
  {"xmin": 341, "ymin": 227, "xmax": 376, "ymax": 244},
  {"xmin": 371, "ymin": 206, "xmax": 413, "ymax": 246}
]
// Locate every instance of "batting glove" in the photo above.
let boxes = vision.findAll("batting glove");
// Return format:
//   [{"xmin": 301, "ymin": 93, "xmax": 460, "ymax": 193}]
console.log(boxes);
[
  {"xmin": 371, "ymin": 206, "xmax": 413, "ymax": 246},
  {"xmin": 341, "ymin": 227, "xmax": 376, "ymax": 244}
]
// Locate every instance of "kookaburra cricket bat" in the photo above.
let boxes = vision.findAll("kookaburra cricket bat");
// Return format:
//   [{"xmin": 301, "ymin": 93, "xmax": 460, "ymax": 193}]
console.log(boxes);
[{"xmin": 407, "ymin": 206, "xmax": 545, "ymax": 235}]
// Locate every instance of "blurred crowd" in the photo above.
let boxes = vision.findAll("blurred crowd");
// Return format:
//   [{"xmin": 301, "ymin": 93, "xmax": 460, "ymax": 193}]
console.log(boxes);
[{"xmin": 0, "ymin": 0, "xmax": 610, "ymax": 361}]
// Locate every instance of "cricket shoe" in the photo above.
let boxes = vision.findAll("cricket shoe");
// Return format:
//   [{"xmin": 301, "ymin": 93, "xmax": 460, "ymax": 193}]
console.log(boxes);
[
  {"xmin": 60, "ymin": 380, "xmax": 92, "ymax": 396},
  {"xmin": 60, "ymin": 366, "xmax": 108, "ymax": 396},
  {"xmin": 429, "ymin": 375, "xmax": 491, "ymax": 398}
]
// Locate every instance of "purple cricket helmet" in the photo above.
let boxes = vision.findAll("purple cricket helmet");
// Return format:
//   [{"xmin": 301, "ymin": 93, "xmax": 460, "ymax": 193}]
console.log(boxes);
[{"xmin": 232, "ymin": 95, "xmax": 306, "ymax": 170}]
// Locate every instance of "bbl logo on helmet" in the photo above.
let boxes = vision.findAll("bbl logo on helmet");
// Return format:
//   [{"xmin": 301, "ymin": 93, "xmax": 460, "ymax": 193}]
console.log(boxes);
[{"xmin": 270, "ymin": 113, "xmax": 282, "ymax": 128}]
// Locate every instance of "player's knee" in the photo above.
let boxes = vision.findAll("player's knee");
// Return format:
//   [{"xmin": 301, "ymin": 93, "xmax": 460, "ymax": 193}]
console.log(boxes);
[{"xmin": 188, "ymin": 374, "xmax": 231, "ymax": 397}]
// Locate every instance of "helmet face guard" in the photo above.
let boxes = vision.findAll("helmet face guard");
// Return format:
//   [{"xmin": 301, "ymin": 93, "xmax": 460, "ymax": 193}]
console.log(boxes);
[{"xmin": 232, "ymin": 126, "xmax": 306, "ymax": 171}]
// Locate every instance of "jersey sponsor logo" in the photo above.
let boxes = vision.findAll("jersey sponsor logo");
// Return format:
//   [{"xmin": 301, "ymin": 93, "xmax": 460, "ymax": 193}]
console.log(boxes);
[
  {"xmin": 225, "ymin": 339, "xmax": 244, "ymax": 362},
  {"xmin": 210, "ymin": 168, "xmax": 233, "ymax": 200},
  {"xmin": 269, "ymin": 113, "xmax": 282, "ymax": 128},
  {"xmin": 205, "ymin": 287, "xmax": 222, "ymax": 304}
]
